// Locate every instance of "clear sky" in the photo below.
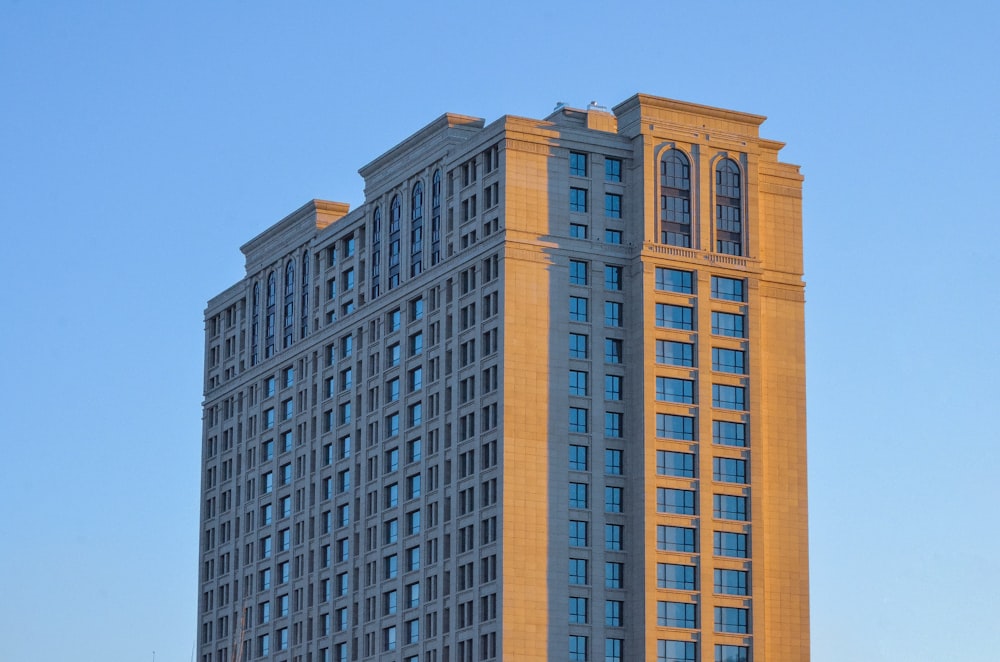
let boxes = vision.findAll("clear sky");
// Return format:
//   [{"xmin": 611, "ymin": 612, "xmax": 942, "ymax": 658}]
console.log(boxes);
[{"xmin": 1, "ymin": 1, "xmax": 998, "ymax": 660}]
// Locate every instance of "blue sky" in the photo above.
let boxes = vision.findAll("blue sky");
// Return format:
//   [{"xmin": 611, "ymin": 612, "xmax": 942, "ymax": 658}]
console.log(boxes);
[{"xmin": 2, "ymin": 1, "xmax": 998, "ymax": 660}]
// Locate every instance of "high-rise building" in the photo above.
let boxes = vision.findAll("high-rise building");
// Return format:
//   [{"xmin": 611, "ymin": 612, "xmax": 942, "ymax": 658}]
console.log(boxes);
[{"xmin": 197, "ymin": 93, "xmax": 807, "ymax": 662}]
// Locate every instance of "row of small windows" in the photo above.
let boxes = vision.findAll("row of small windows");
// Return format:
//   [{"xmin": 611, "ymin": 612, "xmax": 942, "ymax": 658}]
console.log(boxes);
[
  {"xmin": 566, "ymin": 637, "xmax": 749, "ymax": 662},
  {"xmin": 569, "ymin": 152, "xmax": 623, "ymax": 183},
  {"xmin": 567, "ymin": 482, "xmax": 746, "ymax": 515},
  {"xmin": 566, "ymin": 597, "xmax": 749, "ymax": 628},
  {"xmin": 656, "ymin": 415, "xmax": 746, "ymax": 446},
  {"xmin": 558, "ymin": 563, "xmax": 749, "ymax": 601},
  {"xmin": 657, "ymin": 378, "xmax": 747, "ymax": 409},
  {"xmin": 250, "ymin": 255, "xmax": 311, "ymax": 366},
  {"xmin": 660, "ymin": 151, "xmax": 744, "ymax": 256},
  {"xmin": 370, "ymin": 151, "xmax": 495, "ymax": 300},
  {"xmin": 656, "ymin": 268, "xmax": 745, "ymax": 301}
]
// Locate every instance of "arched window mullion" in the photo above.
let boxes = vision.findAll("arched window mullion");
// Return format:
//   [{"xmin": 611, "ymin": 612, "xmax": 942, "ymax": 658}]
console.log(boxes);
[
  {"xmin": 283, "ymin": 261, "xmax": 295, "ymax": 349},
  {"xmin": 411, "ymin": 182, "xmax": 424, "ymax": 277},
  {"xmin": 715, "ymin": 159, "xmax": 743, "ymax": 256},
  {"xmin": 660, "ymin": 150, "xmax": 692, "ymax": 247}
]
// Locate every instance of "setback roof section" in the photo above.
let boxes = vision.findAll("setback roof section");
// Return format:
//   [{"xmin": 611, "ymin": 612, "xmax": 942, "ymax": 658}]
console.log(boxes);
[
  {"xmin": 614, "ymin": 93, "xmax": 767, "ymax": 141},
  {"xmin": 358, "ymin": 113, "xmax": 485, "ymax": 197},
  {"xmin": 240, "ymin": 199, "xmax": 349, "ymax": 275}
]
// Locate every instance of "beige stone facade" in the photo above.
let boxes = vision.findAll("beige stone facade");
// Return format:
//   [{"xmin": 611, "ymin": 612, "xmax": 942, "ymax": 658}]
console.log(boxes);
[{"xmin": 198, "ymin": 94, "xmax": 807, "ymax": 662}]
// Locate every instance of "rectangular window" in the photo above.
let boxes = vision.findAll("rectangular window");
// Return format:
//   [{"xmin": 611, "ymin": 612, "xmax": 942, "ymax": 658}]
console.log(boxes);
[
  {"xmin": 658, "ymin": 640, "xmax": 696, "ymax": 662},
  {"xmin": 713, "ymin": 384, "xmax": 746, "ymax": 410},
  {"xmin": 569, "ymin": 444, "xmax": 589, "ymax": 471},
  {"xmin": 569, "ymin": 635, "xmax": 588, "ymax": 662},
  {"xmin": 569, "ymin": 407, "xmax": 589, "ymax": 433},
  {"xmin": 604, "ymin": 229, "xmax": 623, "ymax": 244},
  {"xmin": 569, "ymin": 520, "xmax": 588, "ymax": 547},
  {"xmin": 605, "ymin": 601, "xmax": 623, "ymax": 628},
  {"xmin": 657, "ymin": 450, "xmax": 695, "ymax": 477},
  {"xmin": 570, "ymin": 296, "xmax": 589, "ymax": 322},
  {"xmin": 569, "ymin": 482, "xmax": 589, "ymax": 509},
  {"xmin": 655, "ymin": 268, "xmax": 693, "ymax": 293},
  {"xmin": 605, "ymin": 157, "xmax": 622, "ymax": 182},
  {"xmin": 605, "ymin": 561, "xmax": 623, "ymax": 588},
  {"xmin": 656, "ymin": 414, "xmax": 695, "ymax": 441},
  {"xmin": 656, "ymin": 377, "xmax": 695, "ymax": 403},
  {"xmin": 604, "ymin": 375, "xmax": 622, "ymax": 401},
  {"xmin": 712, "ymin": 311, "xmax": 745, "ymax": 337},
  {"xmin": 569, "ymin": 333, "xmax": 589, "ymax": 358},
  {"xmin": 570, "ymin": 187, "xmax": 588, "ymax": 213},
  {"xmin": 658, "ymin": 563, "xmax": 696, "ymax": 590},
  {"xmin": 713, "ymin": 457, "xmax": 747, "ymax": 483},
  {"xmin": 657, "ymin": 525, "xmax": 696, "ymax": 552},
  {"xmin": 570, "ymin": 223, "xmax": 589, "ymax": 239},
  {"xmin": 569, "ymin": 596, "xmax": 588, "ymax": 624},
  {"xmin": 604, "ymin": 412, "xmax": 623, "ymax": 438},
  {"xmin": 658, "ymin": 601, "xmax": 696, "ymax": 628},
  {"xmin": 387, "ymin": 308, "xmax": 401, "ymax": 332},
  {"xmin": 569, "ymin": 558, "xmax": 588, "ymax": 585},
  {"xmin": 604, "ymin": 193, "xmax": 622, "ymax": 218},
  {"xmin": 711, "ymin": 276, "xmax": 746, "ymax": 301},
  {"xmin": 604, "ymin": 338, "xmax": 623, "ymax": 363},
  {"xmin": 604, "ymin": 265, "xmax": 622, "ymax": 290},
  {"xmin": 657, "ymin": 488, "xmax": 696, "ymax": 514},
  {"xmin": 714, "ymin": 569, "xmax": 749, "ymax": 595},
  {"xmin": 604, "ymin": 301, "xmax": 622, "ymax": 327},
  {"xmin": 715, "ymin": 645, "xmax": 750, "ymax": 662},
  {"xmin": 604, "ymin": 449, "xmax": 623, "ymax": 475},
  {"xmin": 656, "ymin": 340, "xmax": 694, "ymax": 367},
  {"xmin": 569, "ymin": 260, "xmax": 588, "ymax": 285},
  {"xmin": 713, "ymin": 494, "xmax": 748, "ymax": 521},
  {"xmin": 715, "ymin": 606, "xmax": 749, "ymax": 633},
  {"xmin": 656, "ymin": 304, "xmax": 693, "ymax": 330},
  {"xmin": 570, "ymin": 152, "xmax": 588, "ymax": 177},
  {"xmin": 712, "ymin": 348, "xmax": 746, "ymax": 374},
  {"xmin": 605, "ymin": 524, "xmax": 623, "ymax": 550},
  {"xmin": 569, "ymin": 370, "xmax": 589, "ymax": 396},
  {"xmin": 713, "ymin": 420, "xmax": 746, "ymax": 447},
  {"xmin": 604, "ymin": 486, "xmax": 623, "ymax": 513},
  {"xmin": 713, "ymin": 531, "xmax": 748, "ymax": 558},
  {"xmin": 406, "ymin": 474, "xmax": 421, "ymax": 499}
]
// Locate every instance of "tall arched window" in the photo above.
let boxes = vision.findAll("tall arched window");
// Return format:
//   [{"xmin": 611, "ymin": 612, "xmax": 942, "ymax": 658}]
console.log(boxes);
[
  {"xmin": 251, "ymin": 282, "xmax": 260, "ymax": 366},
  {"xmin": 716, "ymin": 159, "xmax": 742, "ymax": 255},
  {"xmin": 431, "ymin": 170, "xmax": 442, "ymax": 266},
  {"xmin": 300, "ymin": 251, "xmax": 310, "ymax": 340},
  {"xmin": 660, "ymin": 150, "xmax": 691, "ymax": 247},
  {"xmin": 388, "ymin": 195, "xmax": 401, "ymax": 289},
  {"xmin": 411, "ymin": 182, "xmax": 424, "ymax": 277},
  {"xmin": 371, "ymin": 206, "xmax": 382, "ymax": 299},
  {"xmin": 283, "ymin": 261, "xmax": 295, "ymax": 348},
  {"xmin": 265, "ymin": 272, "xmax": 276, "ymax": 358}
]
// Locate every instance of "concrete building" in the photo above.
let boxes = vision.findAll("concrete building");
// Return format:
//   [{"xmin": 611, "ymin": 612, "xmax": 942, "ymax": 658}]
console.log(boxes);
[{"xmin": 197, "ymin": 93, "xmax": 807, "ymax": 662}]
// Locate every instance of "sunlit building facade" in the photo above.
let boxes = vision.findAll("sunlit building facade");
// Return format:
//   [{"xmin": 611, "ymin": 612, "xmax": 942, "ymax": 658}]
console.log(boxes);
[{"xmin": 197, "ymin": 93, "xmax": 808, "ymax": 662}]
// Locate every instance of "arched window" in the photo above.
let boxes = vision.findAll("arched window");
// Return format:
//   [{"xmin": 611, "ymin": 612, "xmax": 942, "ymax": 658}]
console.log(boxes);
[
  {"xmin": 715, "ymin": 159, "xmax": 742, "ymax": 255},
  {"xmin": 388, "ymin": 195, "xmax": 401, "ymax": 289},
  {"xmin": 300, "ymin": 251, "xmax": 309, "ymax": 340},
  {"xmin": 265, "ymin": 272, "xmax": 276, "ymax": 359},
  {"xmin": 283, "ymin": 261, "xmax": 295, "ymax": 349},
  {"xmin": 411, "ymin": 182, "xmax": 424, "ymax": 277},
  {"xmin": 251, "ymin": 282, "xmax": 260, "ymax": 366},
  {"xmin": 431, "ymin": 170, "xmax": 442, "ymax": 266},
  {"xmin": 371, "ymin": 206, "xmax": 382, "ymax": 299},
  {"xmin": 660, "ymin": 150, "xmax": 691, "ymax": 247}
]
